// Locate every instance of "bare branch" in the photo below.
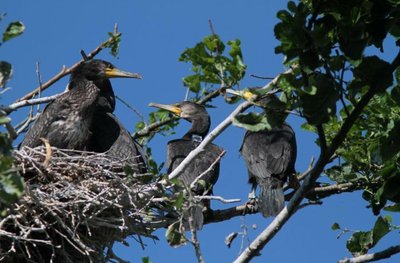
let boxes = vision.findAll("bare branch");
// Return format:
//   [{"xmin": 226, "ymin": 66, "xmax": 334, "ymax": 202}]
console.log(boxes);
[
  {"xmin": 3, "ymin": 93, "xmax": 63, "ymax": 114},
  {"xmin": 338, "ymin": 245, "xmax": 400, "ymax": 263},
  {"xmin": 16, "ymin": 31, "xmax": 122, "ymax": 102},
  {"xmin": 196, "ymin": 195, "xmax": 241, "ymax": 204},
  {"xmin": 190, "ymin": 150, "xmax": 226, "ymax": 189}
]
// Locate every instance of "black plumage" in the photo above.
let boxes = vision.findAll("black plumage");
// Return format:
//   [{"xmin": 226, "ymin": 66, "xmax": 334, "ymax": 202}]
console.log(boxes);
[
  {"xmin": 240, "ymin": 122, "xmax": 296, "ymax": 217},
  {"xmin": 149, "ymin": 101, "xmax": 223, "ymax": 229},
  {"xmin": 86, "ymin": 78, "xmax": 147, "ymax": 173},
  {"xmin": 232, "ymin": 90, "xmax": 297, "ymax": 217},
  {"xmin": 20, "ymin": 59, "xmax": 141, "ymax": 153}
]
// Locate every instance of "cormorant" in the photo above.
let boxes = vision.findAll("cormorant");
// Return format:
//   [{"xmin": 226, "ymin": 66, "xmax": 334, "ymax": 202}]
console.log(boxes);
[
  {"xmin": 229, "ymin": 89, "xmax": 297, "ymax": 217},
  {"xmin": 20, "ymin": 59, "xmax": 141, "ymax": 152},
  {"xmin": 82, "ymin": 73, "xmax": 147, "ymax": 173},
  {"xmin": 149, "ymin": 101, "xmax": 223, "ymax": 229}
]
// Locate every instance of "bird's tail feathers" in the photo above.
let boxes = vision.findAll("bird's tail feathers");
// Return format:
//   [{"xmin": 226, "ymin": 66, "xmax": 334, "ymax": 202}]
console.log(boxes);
[
  {"xmin": 258, "ymin": 178, "xmax": 285, "ymax": 218},
  {"xmin": 183, "ymin": 202, "xmax": 204, "ymax": 231}
]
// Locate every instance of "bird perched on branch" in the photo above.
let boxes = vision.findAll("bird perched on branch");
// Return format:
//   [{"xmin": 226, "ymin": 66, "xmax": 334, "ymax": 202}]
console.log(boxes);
[
  {"xmin": 20, "ymin": 59, "xmax": 142, "ymax": 153},
  {"xmin": 149, "ymin": 101, "xmax": 224, "ymax": 230},
  {"xmin": 227, "ymin": 89, "xmax": 297, "ymax": 217}
]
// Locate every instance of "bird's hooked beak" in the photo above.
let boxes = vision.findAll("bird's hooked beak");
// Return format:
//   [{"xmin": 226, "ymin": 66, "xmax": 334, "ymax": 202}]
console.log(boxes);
[
  {"xmin": 225, "ymin": 88, "xmax": 256, "ymax": 101},
  {"xmin": 105, "ymin": 67, "xmax": 142, "ymax": 79},
  {"xmin": 148, "ymin": 102, "xmax": 182, "ymax": 116}
]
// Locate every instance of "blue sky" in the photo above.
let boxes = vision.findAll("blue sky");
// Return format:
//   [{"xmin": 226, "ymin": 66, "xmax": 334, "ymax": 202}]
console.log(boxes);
[{"xmin": 2, "ymin": 1, "xmax": 399, "ymax": 262}]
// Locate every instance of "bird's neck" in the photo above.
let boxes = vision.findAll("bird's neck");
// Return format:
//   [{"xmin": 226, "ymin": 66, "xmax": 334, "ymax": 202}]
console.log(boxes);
[{"xmin": 183, "ymin": 115, "xmax": 210, "ymax": 141}]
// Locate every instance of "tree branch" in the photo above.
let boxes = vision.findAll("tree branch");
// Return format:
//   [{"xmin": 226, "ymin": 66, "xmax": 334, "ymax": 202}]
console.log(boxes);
[
  {"xmin": 338, "ymin": 245, "xmax": 400, "ymax": 263},
  {"xmin": 16, "ymin": 31, "xmax": 122, "ymax": 102},
  {"xmin": 233, "ymin": 51, "xmax": 400, "ymax": 263},
  {"xmin": 3, "ymin": 93, "xmax": 64, "ymax": 114}
]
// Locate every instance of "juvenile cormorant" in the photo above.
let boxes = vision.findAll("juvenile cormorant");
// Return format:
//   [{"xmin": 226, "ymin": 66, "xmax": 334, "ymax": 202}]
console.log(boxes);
[
  {"xmin": 229, "ymin": 89, "xmax": 297, "ymax": 217},
  {"xmin": 149, "ymin": 101, "xmax": 223, "ymax": 229},
  {"xmin": 20, "ymin": 59, "xmax": 141, "ymax": 151}
]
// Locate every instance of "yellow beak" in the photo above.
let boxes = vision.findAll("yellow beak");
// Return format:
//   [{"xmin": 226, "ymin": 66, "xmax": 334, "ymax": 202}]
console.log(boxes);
[
  {"xmin": 148, "ymin": 102, "xmax": 182, "ymax": 115},
  {"xmin": 105, "ymin": 67, "xmax": 142, "ymax": 79}
]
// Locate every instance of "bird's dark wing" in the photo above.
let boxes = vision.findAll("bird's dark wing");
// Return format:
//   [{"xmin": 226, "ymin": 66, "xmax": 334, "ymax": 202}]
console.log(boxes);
[
  {"xmin": 240, "ymin": 124, "xmax": 296, "ymax": 183},
  {"xmin": 166, "ymin": 139, "xmax": 223, "ymax": 193},
  {"xmin": 20, "ymin": 94, "xmax": 71, "ymax": 148},
  {"xmin": 89, "ymin": 112, "xmax": 147, "ymax": 173}
]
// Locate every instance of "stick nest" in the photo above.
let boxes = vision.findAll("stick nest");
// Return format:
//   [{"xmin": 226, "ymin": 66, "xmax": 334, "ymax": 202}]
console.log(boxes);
[{"xmin": 1, "ymin": 146, "xmax": 166, "ymax": 263}]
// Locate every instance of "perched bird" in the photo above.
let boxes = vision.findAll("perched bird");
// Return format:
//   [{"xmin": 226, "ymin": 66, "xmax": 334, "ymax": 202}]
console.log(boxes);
[
  {"xmin": 228, "ymin": 89, "xmax": 297, "ymax": 217},
  {"xmin": 20, "ymin": 59, "xmax": 142, "ymax": 152},
  {"xmin": 149, "ymin": 101, "xmax": 224, "ymax": 229}
]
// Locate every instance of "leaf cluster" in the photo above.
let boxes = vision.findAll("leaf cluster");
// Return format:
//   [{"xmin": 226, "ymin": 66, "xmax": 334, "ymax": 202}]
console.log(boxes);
[{"xmin": 179, "ymin": 34, "xmax": 246, "ymax": 97}]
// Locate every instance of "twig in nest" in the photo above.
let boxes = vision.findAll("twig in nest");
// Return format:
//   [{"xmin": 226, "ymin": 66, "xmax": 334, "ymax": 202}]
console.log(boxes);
[{"xmin": 39, "ymin": 138, "xmax": 52, "ymax": 167}]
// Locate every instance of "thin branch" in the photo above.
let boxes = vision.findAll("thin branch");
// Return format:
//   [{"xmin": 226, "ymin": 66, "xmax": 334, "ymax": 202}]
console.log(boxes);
[
  {"xmin": 115, "ymin": 95, "xmax": 146, "ymax": 124},
  {"xmin": 249, "ymin": 74, "xmax": 275, "ymax": 80},
  {"xmin": 190, "ymin": 150, "xmax": 226, "ymax": 189},
  {"xmin": 16, "ymin": 30, "xmax": 121, "ymax": 102},
  {"xmin": 196, "ymin": 195, "xmax": 240, "ymax": 204},
  {"xmin": 233, "ymin": 50, "xmax": 400, "ymax": 263},
  {"xmin": 3, "ymin": 93, "xmax": 63, "ymax": 114},
  {"xmin": 35, "ymin": 62, "xmax": 43, "ymax": 112},
  {"xmin": 338, "ymin": 245, "xmax": 400, "ymax": 263}
]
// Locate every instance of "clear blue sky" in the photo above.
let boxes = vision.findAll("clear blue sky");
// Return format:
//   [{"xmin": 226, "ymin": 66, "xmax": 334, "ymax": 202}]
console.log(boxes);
[{"xmin": 2, "ymin": 1, "xmax": 399, "ymax": 262}]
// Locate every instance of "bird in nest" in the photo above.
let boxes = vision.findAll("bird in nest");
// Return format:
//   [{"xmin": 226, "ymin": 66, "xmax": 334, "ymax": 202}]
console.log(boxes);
[{"xmin": 20, "ymin": 59, "xmax": 142, "ymax": 160}]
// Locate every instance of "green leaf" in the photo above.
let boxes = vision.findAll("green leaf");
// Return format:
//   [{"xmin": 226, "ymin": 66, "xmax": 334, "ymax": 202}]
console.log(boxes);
[
  {"xmin": 232, "ymin": 112, "xmax": 269, "ymax": 132},
  {"xmin": 2, "ymin": 21, "xmax": 25, "ymax": 42},
  {"xmin": 142, "ymin": 257, "xmax": 152, "ymax": 263},
  {"xmin": 0, "ymin": 173, "xmax": 25, "ymax": 205},
  {"xmin": 354, "ymin": 56, "xmax": 393, "ymax": 92},
  {"xmin": 301, "ymin": 73, "xmax": 338, "ymax": 125},
  {"xmin": 106, "ymin": 32, "xmax": 121, "ymax": 58},
  {"xmin": 0, "ymin": 61, "xmax": 12, "ymax": 87},
  {"xmin": 384, "ymin": 203, "xmax": 400, "ymax": 212},
  {"xmin": 346, "ymin": 231, "xmax": 373, "ymax": 256},
  {"xmin": 331, "ymin": 222, "xmax": 341, "ymax": 230},
  {"xmin": 173, "ymin": 192, "xmax": 184, "ymax": 209},
  {"xmin": 372, "ymin": 216, "xmax": 390, "ymax": 246},
  {"xmin": 0, "ymin": 116, "xmax": 10, "ymax": 125},
  {"xmin": 165, "ymin": 221, "xmax": 186, "ymax": 247}
]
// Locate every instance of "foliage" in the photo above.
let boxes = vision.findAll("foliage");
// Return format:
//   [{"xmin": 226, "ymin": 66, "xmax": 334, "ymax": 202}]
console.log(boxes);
[
  {"xmin": 268, "ymin": 0, "xmax": 400, "ymax": 257},
  {"xmin": 179, "ymin": 34, "xmax": 246, "ymax": 98},
  {"xmin": 0, "ymin": 15, "xmax": 25, "ymax": 214},
  {"xmin": 332, "ymin": 215, "xmax": 396, "ymax": 256}
]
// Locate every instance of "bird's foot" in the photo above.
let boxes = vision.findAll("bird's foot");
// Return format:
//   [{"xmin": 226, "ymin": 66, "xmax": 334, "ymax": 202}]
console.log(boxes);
[{"xmin": 244, "ymin": 197, "xmax": 258, "ymax": 214}]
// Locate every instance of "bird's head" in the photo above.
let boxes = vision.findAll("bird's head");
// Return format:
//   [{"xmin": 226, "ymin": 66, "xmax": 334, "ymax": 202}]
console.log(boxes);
[
  {"xmin": 226, "ymin": 88, "xmax": 283, "ymax": 109},
  {"xmin": 149, "ymin": 101, "xmax": 210, "ymax": 138},
  {"xmin": 73, "ymin": 59, "xmax": 142, "ymax": 81},
  {"xmin": 149, "ymin": 101, "xmax": 208, "ymax": 121}
]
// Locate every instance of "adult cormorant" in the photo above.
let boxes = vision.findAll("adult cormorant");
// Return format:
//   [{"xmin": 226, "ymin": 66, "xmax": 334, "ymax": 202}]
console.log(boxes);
[
  {"xmin": 149, "ymin": 101, "xmax": 223, "ymax": 229},
  {"xmin": 83, "ymin": 73, "xmax": 147, "ymax": 173},
  {"xmin": 20, "ymin": 60, "xmax": 142, "ymax": 152},
  {"xmin": 229, "ymin": 89, "xmax": 297, "ymax": 217}
]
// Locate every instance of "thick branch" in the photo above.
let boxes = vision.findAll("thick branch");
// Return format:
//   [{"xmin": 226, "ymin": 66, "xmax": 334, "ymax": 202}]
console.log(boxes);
[
  {"xmin": 16, "ymin": 32, "xmax": 121, "ymax": 102},
  {"xmin": 338, "ymin": 245, "xmax": 400, "ymax": 263},
  {"xmin": 233, "ymin": 51, "xmax": 400, "ymax": 263}
]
